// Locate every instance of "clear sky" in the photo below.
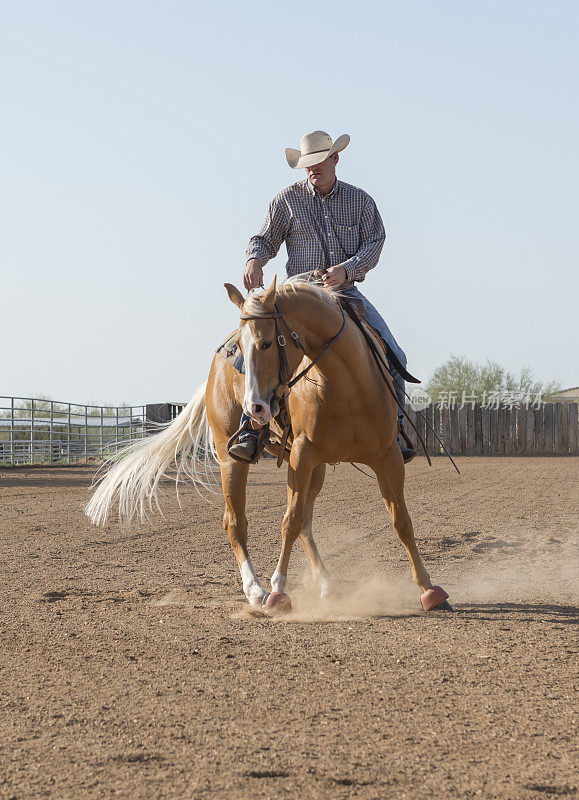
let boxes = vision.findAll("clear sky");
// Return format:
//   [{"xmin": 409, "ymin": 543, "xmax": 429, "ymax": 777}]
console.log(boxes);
[{"xmin": 2, "ymin": 0, "xmax": 577, "ymax": 405}]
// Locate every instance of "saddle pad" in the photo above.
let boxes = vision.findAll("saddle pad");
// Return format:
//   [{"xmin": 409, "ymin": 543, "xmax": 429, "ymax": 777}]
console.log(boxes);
[{"xmin": 216, "ymin": 330, "xmax": 245, "ymax": 374}]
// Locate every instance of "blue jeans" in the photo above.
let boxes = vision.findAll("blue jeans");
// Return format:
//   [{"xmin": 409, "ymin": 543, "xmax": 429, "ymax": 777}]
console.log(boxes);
[{"xmin": 343, "ymin": 286, "xmax": 406, "ymax": 417}]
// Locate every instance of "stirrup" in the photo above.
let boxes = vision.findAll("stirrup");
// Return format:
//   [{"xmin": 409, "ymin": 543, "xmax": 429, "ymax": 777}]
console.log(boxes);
[
  {"xmin": 399, "ymin": 443, "xmax": 418, "ymax": 464},
  {"xmin": 398, "ymin": 422, "xmax": 418, "ymax": 463},
  {"xmin": 398, "ymin": 422, "xmax": 415, "ymax": 450},
  {"xmin": 227, "ymin": 419, "xmax": 269, "ymax": 464}
]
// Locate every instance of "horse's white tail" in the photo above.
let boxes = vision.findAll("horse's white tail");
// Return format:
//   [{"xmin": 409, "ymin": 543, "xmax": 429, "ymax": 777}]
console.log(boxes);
[{"xmin": 85, "ymin": 382, "xmax": 218, "ymax": 527}]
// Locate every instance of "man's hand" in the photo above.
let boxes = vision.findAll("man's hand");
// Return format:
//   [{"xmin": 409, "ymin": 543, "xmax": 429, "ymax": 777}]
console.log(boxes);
[
  {"xmin": 243, "ymin": 259, "xmax": 264, "ymax": 291},
  {"xmin": 322, "ymin": 265, "xmax": 347, "ymax": 289}
]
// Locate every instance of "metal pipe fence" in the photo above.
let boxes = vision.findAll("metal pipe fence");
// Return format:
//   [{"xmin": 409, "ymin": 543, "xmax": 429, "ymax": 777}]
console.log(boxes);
[{"xmin": 0, "ymin": 397, "xmax": 150, "ymax": 465}]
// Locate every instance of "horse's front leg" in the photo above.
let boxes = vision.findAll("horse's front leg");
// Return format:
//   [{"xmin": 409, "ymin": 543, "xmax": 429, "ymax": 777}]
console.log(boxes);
[
  {"xmin": 297, "ymin": 463, "xmax": 333, "ymax": 598},
  {"xmin": 220, "ymin": 458, "xmax": 268, "ymax": 608},
  {"xmin": 270, "ymin": 439, "xmax": 316, "ymax": 597}
]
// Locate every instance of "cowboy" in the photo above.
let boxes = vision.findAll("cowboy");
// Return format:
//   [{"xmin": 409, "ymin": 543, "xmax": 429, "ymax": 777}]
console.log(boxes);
[{"xmin": 229, "ymin": 130, "xmax": 417, "ymax": 464}]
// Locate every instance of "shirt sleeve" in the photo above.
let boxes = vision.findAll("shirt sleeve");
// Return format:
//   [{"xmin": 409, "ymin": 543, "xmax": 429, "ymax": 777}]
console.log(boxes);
[
  {"xmin": 246, "ymin": 194, "xmax": 291, "ymax": 266},
  {"xmin": 339, "ymin": 195, "xmax": 386, "ymax": 283}
]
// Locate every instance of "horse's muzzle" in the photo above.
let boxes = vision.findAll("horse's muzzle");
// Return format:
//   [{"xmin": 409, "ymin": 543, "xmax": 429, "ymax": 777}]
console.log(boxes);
[{"xmin": 244, "ymin": 398, "xmax": 274, "ymax": 425}]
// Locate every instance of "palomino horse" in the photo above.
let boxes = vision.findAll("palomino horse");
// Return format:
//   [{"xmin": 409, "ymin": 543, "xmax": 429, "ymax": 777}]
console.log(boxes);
[{"xmin": 86, "ymin": 276, "xmax": 449, "ymax": 612}]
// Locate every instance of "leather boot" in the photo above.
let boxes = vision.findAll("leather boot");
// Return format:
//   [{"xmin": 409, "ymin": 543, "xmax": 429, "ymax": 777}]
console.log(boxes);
[
  {"xmin": 228, "ymin": 434, "xmax": 259, "ymax": 463},
  {"xmin": 398, "ymin": 421, "xmax": 418, "ymax": 464}
]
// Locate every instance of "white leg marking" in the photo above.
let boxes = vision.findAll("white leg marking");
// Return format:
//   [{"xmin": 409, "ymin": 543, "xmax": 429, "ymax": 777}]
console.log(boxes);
[
  {"xmin": 270, "ymin": 570, "xmax": 287, "ymax": 593},
  {"xmin": 240, "ymin": 558, "xmax": 267, "ymax": 607}
]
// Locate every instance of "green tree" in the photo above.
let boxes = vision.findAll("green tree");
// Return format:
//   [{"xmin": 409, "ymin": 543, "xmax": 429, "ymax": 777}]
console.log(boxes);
[{"xmin": 424, "ymin": 355, "xmax": 561, "ymax": 403}]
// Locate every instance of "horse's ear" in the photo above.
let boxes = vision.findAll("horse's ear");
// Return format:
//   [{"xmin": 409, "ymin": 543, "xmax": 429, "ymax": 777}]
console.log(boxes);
[
  {"xmin": 224, "ymin": 283, "xmax": 245, "ymax": 309},
  {"xmin": 261, "ymin": 275, "xmax": 277, "ymax": 312}
]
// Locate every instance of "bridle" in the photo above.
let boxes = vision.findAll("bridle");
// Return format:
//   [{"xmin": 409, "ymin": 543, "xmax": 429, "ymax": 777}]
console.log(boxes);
[
  {"xmin": 239, "ymin": 301, "xmax": 346, "ymax": 398},
  {"xmin": 232, "ymin": 301, "xmax": 346, "ymax": 466}
]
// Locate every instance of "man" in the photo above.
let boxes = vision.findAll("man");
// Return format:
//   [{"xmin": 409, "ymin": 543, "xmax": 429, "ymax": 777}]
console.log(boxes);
[{"xmin": 230, "ymin": 130, "xmax": 417, "ymax": 463}]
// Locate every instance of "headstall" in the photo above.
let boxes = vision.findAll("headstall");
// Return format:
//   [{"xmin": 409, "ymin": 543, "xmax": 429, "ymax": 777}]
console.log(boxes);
[
  {"xmin": 236, "ymin": 302, "xmax": 347, "ymax": 466},
  {"xmin": 239, "ymin": 302, "xmax": 346, "ymax": 396}
]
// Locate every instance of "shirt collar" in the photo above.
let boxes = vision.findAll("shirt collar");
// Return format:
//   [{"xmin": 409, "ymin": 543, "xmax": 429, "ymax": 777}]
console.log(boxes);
[{"xmin": 306, "ymin": 178, "xmax": 340, "ymax": 198}]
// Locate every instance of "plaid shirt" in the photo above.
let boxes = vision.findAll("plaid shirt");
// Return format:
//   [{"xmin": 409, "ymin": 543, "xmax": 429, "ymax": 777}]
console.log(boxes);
[{"xmin": 246, "ymin": 179, "xmax": 385, "ymax": 283}]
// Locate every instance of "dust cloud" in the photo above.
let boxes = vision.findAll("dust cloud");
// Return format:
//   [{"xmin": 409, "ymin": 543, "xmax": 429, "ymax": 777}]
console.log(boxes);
[{"xmin": 275, "ymin": 523, "xmax": 578, "ymax": 622}]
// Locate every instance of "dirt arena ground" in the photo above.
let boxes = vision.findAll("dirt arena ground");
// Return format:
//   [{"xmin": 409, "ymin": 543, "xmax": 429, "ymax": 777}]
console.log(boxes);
[{"xmin": 0, "ymin": 457, "xmax": 577, "ymax": 800}]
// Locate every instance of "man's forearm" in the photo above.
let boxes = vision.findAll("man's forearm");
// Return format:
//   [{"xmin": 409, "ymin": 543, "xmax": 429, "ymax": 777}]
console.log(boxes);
[
  {"xmin": 246, "ymin": 237, "xmax": 270, "ymax": 267},
  {"xmin": 340, "ymin": 237, "xmax": 385, "ymax": 283}
]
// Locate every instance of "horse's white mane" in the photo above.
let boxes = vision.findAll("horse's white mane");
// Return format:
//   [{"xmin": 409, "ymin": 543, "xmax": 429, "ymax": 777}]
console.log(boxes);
[{"xmin": 243, "ymin": 274, "xmax": 342, "ymax": 318}]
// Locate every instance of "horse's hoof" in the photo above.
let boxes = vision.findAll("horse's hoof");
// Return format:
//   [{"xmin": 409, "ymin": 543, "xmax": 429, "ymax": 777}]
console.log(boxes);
[
  {"xmin": 264, "ymin": 592, "xmax": 292, "ymax": 614},
  {"xmin": 420, "ymin": 586, "xmax": 450, "ymax": 611}
]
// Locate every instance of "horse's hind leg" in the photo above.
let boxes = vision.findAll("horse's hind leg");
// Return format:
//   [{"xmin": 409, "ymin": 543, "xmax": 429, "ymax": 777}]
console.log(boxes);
[
  {"xmin": 372, "ymin": 445, "xmax": 432, "ymax": 592},
  {"xmin": 296, "ymin": 463, "xmax": 333, "ymax": 598},
  {"xmin": 220, "ymin": 458, "xmax": 268, "ymax": 607}
]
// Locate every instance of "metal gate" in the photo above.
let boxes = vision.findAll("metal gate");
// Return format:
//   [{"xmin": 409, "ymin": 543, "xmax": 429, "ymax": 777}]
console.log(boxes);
[{"xmin": 0, "ymin": 397, "xmax": 149, "ymax": 465}]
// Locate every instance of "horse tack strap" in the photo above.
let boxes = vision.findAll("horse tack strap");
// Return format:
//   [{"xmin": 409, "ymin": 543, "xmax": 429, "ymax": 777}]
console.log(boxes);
[
  {"xmin": 273, "ymin": 310, "xmax": 293, "ymax": 386},
  {"xmin": 286, "ymin": 308, "xmax": 346, "ymax": 389},
  {"xmin": 275, "ymin": 307, "xmax": 306, "ymax": 353},
  {"xmin": 277, "ymin": 423, "xmax": 291, "ymax": 468}
]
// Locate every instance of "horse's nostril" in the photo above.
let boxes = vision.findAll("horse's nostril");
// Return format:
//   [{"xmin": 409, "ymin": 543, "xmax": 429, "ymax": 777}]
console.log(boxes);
[{"xmin": 254, "ymin": 404, "xmax": 263, "ymax": 414}]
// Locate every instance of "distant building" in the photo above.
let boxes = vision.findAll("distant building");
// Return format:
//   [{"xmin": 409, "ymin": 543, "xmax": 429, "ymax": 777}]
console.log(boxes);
[{"xmin": 546, "ymin": 387, "xmax": 579, "ymax": 403}]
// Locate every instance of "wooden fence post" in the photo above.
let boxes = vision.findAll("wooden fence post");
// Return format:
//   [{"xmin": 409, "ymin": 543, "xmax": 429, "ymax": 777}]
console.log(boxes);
[
  {"xmin": 474, "ymin": 404, "xmax": 483, "ymax": 455},
  {"xmin": 520, "ymin": 407, "xmax": 525, "ymax": 454},
  {"xmin": 458, "ymin": 406, "xmax": 467, "ymax": 455},
  {"xmin": 464, "ymin": 405, "xmax": 474, "ymax": 455},
  {"xmin": 442, "ymin": 407, "xmax": 451, "ymax": 455},
  {"xmin": 544, "ymin": 403, "xmax": 554, "ymax": 455},
  {"xmin": 424, "ymin": 405, "xmax": 433, "ymax": 455},
  {"xmin": 415, "ymin": 406, "xmax": 427, "ymax": 453},
  {"xmin": 503, "ymin": 408, "xmax": 512, "ymax": 455},
  {"xmin": 569, "ymin": 404, "xmax": 578, "ymax": 454},
  {"xmin": 554, "ymin": 403, "xmax": 565, "ymax": 454},
  {"xmin": 497, "ymin": 406, "xmax": 506, "ymax": 454},
  {"xmin": 534, "ymin": 406, "xmax": 544, "ymax": 453},
  {"xmin": 560, "ymin": 403, "xmax": 570, "ymax": 455},
  {"xmin": 450, "ymin": 406, "xmax": 460, "ymax": 454},
  {"xmin": 490, "ymin": 407, "xmax": 498, "ymax": 453},
  {"xmin": 481, "ymin": 407, "xmax": 489, "ymax": 455},
  {"xmin": 526, "ymin": 407, "xmax": 535, "ymax": 453},
  {"xmin": 431, "ymin": 406, "xmax": 441, "ymax": 456}
]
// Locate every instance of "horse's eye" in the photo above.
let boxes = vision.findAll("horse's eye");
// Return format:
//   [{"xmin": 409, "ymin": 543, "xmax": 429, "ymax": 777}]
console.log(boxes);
[{"xmin": 259, "ymin": 341, "xmax": 272, "ymax": 351}]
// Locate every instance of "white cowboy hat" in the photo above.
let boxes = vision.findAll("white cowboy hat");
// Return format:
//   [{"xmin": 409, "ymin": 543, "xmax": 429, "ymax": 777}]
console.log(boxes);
[{"xmin": 285, "ymin": 130, "xmax": 350, "ymax": 169}]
